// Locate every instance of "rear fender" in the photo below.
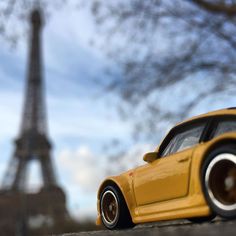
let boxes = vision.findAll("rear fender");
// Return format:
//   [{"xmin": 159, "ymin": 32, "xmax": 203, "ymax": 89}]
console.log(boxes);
[{"xmin": 201, "ymin": 133, "xmax": 236, "ymax": 168}]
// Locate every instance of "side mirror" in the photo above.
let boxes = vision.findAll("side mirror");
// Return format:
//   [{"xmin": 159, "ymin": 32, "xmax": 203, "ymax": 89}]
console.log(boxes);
[{"xmin": 143, "ymin": 152, "xmax": 158, "ymax": 163}]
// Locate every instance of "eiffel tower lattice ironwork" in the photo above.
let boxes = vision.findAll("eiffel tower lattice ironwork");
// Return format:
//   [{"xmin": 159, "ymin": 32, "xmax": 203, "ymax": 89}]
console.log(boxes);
[
  {"xmin": 2, "ymin": 9, "xmax": 62, "ymax": 194},
  {"xmin": 0, "ymin": 8, "xmax": 69, "ymax": 235}
]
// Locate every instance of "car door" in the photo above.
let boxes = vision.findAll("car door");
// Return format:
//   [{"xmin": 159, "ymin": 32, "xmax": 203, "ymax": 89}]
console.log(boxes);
[{"xmin": 133, "ymin": 123, "xmax": 206, "ymax": 206}]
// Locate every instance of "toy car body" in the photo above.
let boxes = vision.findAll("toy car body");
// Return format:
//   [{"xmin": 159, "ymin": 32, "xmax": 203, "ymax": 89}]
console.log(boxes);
[{"xmin": 97, "ymin": 108, "xmax": 236, "ymax": 229}]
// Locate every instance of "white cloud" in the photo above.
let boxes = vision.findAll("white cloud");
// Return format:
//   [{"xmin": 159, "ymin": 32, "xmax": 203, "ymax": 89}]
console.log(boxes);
[
  {"xmin": 56, "ymin": 143, "xmax": 153, "ymax": 219},
  {"xmin": 72, "ymin": 204, "xmax": 98, "ymax": 222},
  {"xmin": 58, "ymin": 143, "xmax": 152, "ymax": 193},
  {"xmin": 58, "ymin": 145, "xmax": 107, "ymax": 192}
]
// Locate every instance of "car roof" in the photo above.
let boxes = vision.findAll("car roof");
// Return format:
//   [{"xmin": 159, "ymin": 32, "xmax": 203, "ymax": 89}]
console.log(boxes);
[
  {"xmin": 177, "ymin": 108, "xmax": 236, "ymax": 127},
  {"xmin": 154, "ymin": 108, "xmax": 236, "ymax": 152}
]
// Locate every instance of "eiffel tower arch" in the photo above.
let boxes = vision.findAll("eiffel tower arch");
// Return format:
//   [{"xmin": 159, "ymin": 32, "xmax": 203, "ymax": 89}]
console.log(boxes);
[{"xmin": 0, "ymin": 8, "xmax": 68, "ymax": 235}]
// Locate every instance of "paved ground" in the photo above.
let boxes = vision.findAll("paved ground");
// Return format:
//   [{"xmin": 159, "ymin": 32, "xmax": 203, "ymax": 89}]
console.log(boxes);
[{"xmin": 60, "ymin": 218, "xmax": 236, "ymax": 236}]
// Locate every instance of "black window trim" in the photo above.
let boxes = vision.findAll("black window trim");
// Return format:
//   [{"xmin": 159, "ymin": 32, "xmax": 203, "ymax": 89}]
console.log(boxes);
[{"xmin": 200, "ymin": 116, "xmax": 214, "ymax": 142}]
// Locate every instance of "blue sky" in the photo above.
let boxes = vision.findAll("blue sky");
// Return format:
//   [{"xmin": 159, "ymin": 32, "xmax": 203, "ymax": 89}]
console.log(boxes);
[
  {"xmin": 0, "ymin": 3, "xmax": 150, "ymax": 221},
  {"xmin": 1, "ymin": 1, "xmax": 236, "ymax": 223}
]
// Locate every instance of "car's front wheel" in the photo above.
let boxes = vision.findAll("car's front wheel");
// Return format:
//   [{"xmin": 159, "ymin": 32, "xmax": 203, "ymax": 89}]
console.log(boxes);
[
  {"xmin": 100, "ymin": 185, "xmax": 134, "ymax": 229},
  {"xmin": 202, "ymin": 144, "xmax": 236, "ymax": 219}
]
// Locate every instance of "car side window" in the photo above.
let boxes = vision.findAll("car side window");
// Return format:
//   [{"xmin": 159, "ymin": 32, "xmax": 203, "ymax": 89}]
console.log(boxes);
[
  {"xmin": 161, "ymin": 135, "xmax": 178, "ymax": 157},
  {"xmin": 213, "ymin": 120, "xmax": 236, "ymax": 138},
  {"xmin": 161, "ymin": 124, "xmax": 204, "ymax": 157}
]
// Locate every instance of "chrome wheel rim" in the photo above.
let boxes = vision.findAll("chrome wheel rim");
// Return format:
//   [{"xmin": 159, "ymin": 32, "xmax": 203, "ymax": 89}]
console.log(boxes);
[
  {"xmin": 101, "ymin": 190, "xmax": 119, "ymax": 226},
  {"xmin": 205, "ymin": 153, "xmax": 236, "ymax": 211}
]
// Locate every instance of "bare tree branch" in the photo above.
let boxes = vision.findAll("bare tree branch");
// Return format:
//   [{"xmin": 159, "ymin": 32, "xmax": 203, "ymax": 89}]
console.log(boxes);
[
  {"xmin": 87, "ymin": 0, "xmax": 236, "ymax": 141},
  {"xmin": 191, "ymin": 0, "xmax": 236, "ymax": 16}
]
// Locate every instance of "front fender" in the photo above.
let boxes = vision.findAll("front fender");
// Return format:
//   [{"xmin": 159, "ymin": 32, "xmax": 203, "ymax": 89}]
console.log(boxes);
[{"xmin": 97, "ymin": 171, "xmax": 136, "ymax": 221}]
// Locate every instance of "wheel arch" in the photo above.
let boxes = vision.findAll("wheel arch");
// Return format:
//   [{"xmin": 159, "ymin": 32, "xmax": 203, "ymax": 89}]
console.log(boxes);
[
  {"xmin": 201, "ymin": 138, "xmax": 236, "ymax": 168},
  {"xmin": 98, "ymin": 179, "xmax": 121, "ymax": 198},
  {"xmin": 98, "ymin": 177, "xmax": 134, "ymax": 218},
  {"xmin": 199, "ymin": 137, "xmax": 236, "ymax": 218}
]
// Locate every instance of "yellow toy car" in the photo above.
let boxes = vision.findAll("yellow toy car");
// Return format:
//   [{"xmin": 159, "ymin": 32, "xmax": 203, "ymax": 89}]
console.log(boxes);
[{"xmin": 96, "ymin": 108, "xmax": 236, "ymax": 229}]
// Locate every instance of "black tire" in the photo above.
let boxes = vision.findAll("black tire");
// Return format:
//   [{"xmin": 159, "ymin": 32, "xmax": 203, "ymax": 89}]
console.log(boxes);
[
  {"xmin": 201, "ymin": 144, "xmax": 236, "ymax": 219},
  {"xmin": 100, "ymin": 185, "xmax": 134, "ymax": 230}
]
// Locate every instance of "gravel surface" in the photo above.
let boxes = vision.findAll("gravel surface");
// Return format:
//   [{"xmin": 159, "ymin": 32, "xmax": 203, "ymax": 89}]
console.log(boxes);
[{"xmin": 59, "ymin": 218, "xmax": 236, "ymax": 236}]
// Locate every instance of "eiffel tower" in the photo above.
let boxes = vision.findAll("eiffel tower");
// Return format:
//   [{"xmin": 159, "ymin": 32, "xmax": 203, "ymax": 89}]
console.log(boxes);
[{"xmin": 0, "ymin": 8, "xmax": 68, "ymax": 235}]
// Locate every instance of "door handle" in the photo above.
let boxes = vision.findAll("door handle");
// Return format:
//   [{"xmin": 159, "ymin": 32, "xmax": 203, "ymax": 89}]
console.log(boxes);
[{"xmin": 177, "ymin": 156, "xmax": 189, "ymax": 163}]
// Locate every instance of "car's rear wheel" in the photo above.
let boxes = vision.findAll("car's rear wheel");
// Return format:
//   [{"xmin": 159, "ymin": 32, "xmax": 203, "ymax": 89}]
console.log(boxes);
[
  {"xmin": 100, "ymin": 185, "xmax": 134, "ymax": 229},
  {"xmin": 202, "ymin": 144, "xmax": 236, "ymax": 219}
]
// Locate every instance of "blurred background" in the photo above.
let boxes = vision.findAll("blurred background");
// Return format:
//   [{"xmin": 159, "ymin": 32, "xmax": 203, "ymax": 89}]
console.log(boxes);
[{"xmin": 1, "ymin": 0, "xmax": 236, "ymax": 235}]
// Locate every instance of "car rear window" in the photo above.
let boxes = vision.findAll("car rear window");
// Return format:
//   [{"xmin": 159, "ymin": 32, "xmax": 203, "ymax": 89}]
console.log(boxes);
[{"xmin": 213, "ymin": 120, "xmax": 236, "ymax": 138}]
